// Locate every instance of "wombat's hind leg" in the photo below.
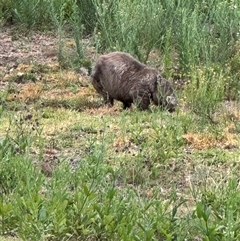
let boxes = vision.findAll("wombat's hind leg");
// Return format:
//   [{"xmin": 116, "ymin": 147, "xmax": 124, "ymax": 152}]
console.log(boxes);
[
  {"xmin": 104, "ymin": 96, "xmax": 114, "ymax": 107},
  {"xmin": 109, "ymin": 97, "xmax": 114, "ymax": 107}
]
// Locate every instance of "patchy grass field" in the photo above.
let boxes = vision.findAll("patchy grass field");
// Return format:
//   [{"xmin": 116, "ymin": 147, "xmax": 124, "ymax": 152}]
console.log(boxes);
[{"xmin": 1, "ymin": 28, "xmax": 240, "ymax": 240}]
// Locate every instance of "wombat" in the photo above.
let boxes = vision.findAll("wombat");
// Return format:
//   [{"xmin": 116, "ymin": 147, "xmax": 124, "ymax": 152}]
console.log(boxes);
[{"xmin": 91, "ymin": 52, "xmax": 177, "ymax": 111}]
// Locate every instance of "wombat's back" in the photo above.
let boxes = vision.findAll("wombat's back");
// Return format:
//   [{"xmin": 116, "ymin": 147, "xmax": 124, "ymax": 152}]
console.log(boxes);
[
  {"xmin": 96, "ymin": 52, "xmax": 145, "ymax": 76},
  {"xmin": 92, "ymin": 52, "xmax": 152, "ymax": 95}
]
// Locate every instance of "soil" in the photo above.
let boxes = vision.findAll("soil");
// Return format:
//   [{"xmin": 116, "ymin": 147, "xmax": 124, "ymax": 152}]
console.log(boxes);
[{"xmin": 0, "ymin": 27, "xmax": 59, "ymax": 70}]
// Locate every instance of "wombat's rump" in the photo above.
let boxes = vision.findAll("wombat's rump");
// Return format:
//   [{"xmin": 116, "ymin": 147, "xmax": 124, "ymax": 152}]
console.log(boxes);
[{"xmin": 91, "ymin": 52, "xmax": 177, "ymax": 111}]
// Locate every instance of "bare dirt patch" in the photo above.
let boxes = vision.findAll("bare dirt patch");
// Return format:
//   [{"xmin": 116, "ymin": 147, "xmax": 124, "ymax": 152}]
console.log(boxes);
[{"xmin": 0, "ymin": 27, "xmax": 58, "ymax": 68}]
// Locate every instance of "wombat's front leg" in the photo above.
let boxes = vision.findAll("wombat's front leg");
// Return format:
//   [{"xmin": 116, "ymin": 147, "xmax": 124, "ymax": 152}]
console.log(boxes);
[
  {"xmin": 122, "ymin": 102, "xmax": 132, "ymax": 109},
  {"xmin": 130, "ymin": 88, "xmax": 150, "ymax": 110},
  {"xmin": 138, "ymin": 96, "xmax": 150, "ymax": 110},
  {"xmin": 133, "ymin": 94, "xmax": 150, "ymax": 110}
]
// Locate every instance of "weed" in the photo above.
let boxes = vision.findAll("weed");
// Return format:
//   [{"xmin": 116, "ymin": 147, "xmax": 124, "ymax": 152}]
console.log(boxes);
[
  {"xmin": 189, "ymin": 178, "xmax": 240, "ymax": 240},
  {"xmin": 2, "ymin": 105, "xmax": 43, "ymax": 155}
]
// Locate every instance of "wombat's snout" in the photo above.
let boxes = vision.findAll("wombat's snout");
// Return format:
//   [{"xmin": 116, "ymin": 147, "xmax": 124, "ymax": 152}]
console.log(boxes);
[{"xmin": 166, "ymin": 95, "xmax": 177, "ymax": 112}]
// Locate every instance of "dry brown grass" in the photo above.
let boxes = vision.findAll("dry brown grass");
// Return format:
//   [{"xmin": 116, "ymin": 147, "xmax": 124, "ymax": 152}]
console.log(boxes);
[
  {"xmin": 182, "ymin": 123, "xmax": 238, "ymax": 150},
  {"xmin": 85, "ymin": 105, "xmax": 121, "ymax": 115},
  {"xmin": 7, "ymin": 83, "xmax": 43, "ymax": 102}
]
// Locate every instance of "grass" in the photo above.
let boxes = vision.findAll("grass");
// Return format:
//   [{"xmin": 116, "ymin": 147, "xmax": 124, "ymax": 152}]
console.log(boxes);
[
  {"xmin": 1, "ymin": 38, "xmax": 240, "ymax": 239},
  {"xmin": 0, "ymin": 61, "xmax": 240, "ymax": 239},
  {"xmin": 0, "ymin": 238, "xmax": 21, "ymax": 241},
  {"xmin": 0, "ymin": 0, "xmax": 240, "ymax": 239}
]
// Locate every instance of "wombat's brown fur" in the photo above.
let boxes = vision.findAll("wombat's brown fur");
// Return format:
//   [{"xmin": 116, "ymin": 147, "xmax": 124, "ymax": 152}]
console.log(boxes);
[{"xmin": 91, "ymin": 52, "xmax": 177, "ymax": 111}]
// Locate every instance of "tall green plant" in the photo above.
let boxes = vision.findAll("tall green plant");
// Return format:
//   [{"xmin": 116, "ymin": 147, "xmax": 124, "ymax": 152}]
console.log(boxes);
[
  {"xmin": 77, "ymin": 0, "xmax": 97, "ymax": 34},
  {"xmin": 185, "ymin": 66, "xmax": 225, "ymax": 123},
  {"xmin": 49, "ymin": 0, "xmax": 86, "ymax": 67},
  {"xmin": 49, "ymin": 0, "xmax": 66, "ymax": 63},
  {"xmin": 13, "ymin": 0, "xmax": 50, "ymax": 29}
]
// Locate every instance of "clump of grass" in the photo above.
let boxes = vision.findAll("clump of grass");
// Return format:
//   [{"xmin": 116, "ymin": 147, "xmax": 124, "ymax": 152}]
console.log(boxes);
[
  {"xmin": 6, "ymin": 72, "xmax": 37, "ymax": 84},
  {"xmin": 92, "ymin": 0, "xmax": 164, "ymax": 62},
  {"xmin": 189, "ymin": 177, "xmax": 240, "ymax": 240},
  {"xmin": 41, "ymin": 96, "xmax": 101, "ymax": 111},
  {"xmin": 3, "ymin": 106, "xmax": 43, "ymax": 155},
  {"xmin": 0, "ymin": 123, "xmax": 185, "ymax": 240}
]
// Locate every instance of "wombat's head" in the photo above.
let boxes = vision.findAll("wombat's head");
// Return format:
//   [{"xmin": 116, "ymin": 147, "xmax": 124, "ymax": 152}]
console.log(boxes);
[{"xmin": 153, "ymin": 75, "xmax": 178, "ymax": 112}]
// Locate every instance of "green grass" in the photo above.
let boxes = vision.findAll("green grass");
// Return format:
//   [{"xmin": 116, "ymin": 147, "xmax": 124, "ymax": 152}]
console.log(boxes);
[
  {"xmin": 1, "ymin": 40, "xmax": 240, "ymax": 239},
  {"xmin": 0, "ymin": 237, "xmax": 21, "ymax": 241},
  {"xmin": 0, "ymin": 0, "xmax": 240, "ymax": 239},
  {"xmin": 1, "ymin": 90, "xmax": 240, "ymax": 240}
]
